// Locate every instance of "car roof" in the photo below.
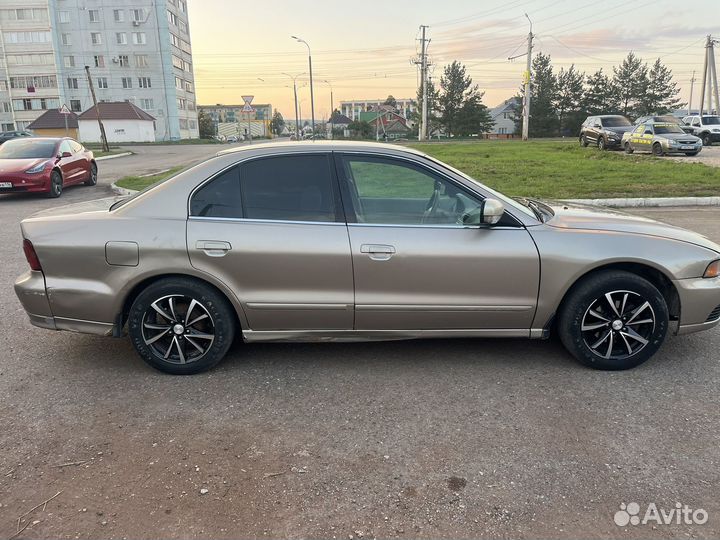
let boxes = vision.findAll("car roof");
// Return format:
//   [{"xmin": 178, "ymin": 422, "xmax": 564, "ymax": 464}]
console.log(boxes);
[{"xmin": 216, "ymin": 140, "xmax": 426, "ymax": 158}]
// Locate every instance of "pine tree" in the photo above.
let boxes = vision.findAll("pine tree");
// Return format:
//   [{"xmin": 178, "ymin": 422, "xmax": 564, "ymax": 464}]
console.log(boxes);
[
  {"xmin": 438, "ymin": 61, "xmax": 477, "ymax": 137},
  {"xmin": 612, "ymin": 52, "xmax": 648, "ymax": 118},
  {"xmin": 582, "ymin": 69, "xmax": 618, "ymax": 115},
  {"xmin": 639, "ymin": 59, "xmax": 685, "ymax": 115},
  {"xmin": 553, "ymin": 64, "xmax": 585, "ymax": 136},
  {"xmin": 456, "ymin": 92, "xmax": 494, "ymax": 136}
]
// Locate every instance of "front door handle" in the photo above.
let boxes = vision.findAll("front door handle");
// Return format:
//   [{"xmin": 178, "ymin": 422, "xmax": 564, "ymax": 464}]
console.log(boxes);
[
  {"xmin": 196, "ymin": 240, "xmax": 232, "ymax": 257},
  {"xmin": 360, "ymin": 244, "xmax": 395, "ymax": 261}
]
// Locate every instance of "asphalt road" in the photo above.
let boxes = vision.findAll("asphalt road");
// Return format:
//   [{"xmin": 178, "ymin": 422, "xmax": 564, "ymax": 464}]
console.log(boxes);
[{"xmin": 0, "ymin": 147, "xmax": 719, "ymax": 539}]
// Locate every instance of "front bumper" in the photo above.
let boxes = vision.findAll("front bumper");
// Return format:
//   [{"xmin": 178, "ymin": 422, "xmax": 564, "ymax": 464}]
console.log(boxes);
[
  {"xmin": 674, "ymin": 276, "xmax": 720, "ymax": 335},
  {"xmin": 0, "ymin": 173, "xmax": 51, "ymax": 194},
  {"xmin": 605, "ymin": 137, "xmax": 623, "ymax": 148}
]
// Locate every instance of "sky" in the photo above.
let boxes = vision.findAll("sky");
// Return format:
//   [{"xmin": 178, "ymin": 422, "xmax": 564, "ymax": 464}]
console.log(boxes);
[{"xmin": 187, "ymin": 0, "xmax": 719, "ymax": 120}]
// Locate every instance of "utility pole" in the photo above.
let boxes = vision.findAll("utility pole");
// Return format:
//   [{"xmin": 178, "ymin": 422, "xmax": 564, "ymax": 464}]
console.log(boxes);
[
  {"xmin": 509, "ymin": 14, "xmax": 533, "ymax": 141},
  {"xmin": 323, "ymin": 80, "xmax": 334, "ymax": 139},
  {"xmin": 415, "ymin": 25, "xmax": 430, "ymax": 141},
  {"xmin": 688, "ymin": 70, "xmax": 696, "ymax": 115},
  {"xmin": 85, "ymin": 65, "xmax": 109, "ymax": 152},
  {"xmin": 699, "ymin": 35, "xmax": 720, "ymax": 116},
  {"xmin": 293, "ymin": 82, "xmax": 300, "ymax": 138}
]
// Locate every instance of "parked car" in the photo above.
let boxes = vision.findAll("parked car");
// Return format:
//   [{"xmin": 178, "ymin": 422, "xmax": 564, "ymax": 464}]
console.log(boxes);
[
  {"xmin": 14, "ymin": 142, "xmax": 720, "ymax": 374},
  {"xmin": 622, "ymin": 123, "xmax": 702, "ymax": 156},
  {"xmin": 634, "ymin": 115, "xmax": 693, "ymax": 134},
  {"xmin": 0, "ymin": 130, "xmax": 34, "ymax": 145},
  {"xmin": 226, "ymin": 135, "xmax": 239, "ymax": 143},
  {"xmin": 579, "ymin": 115, "xmax": 634, "ymax": 149},
  {"xmin": 681, "ymin": 115, "xmax": 720, "ymax": 146},
  {"xmin": 0, "ymin": 137, "xmax": 96, "ymax": 198}
]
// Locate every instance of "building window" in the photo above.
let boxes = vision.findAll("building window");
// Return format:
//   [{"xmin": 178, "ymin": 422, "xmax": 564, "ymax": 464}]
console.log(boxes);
[
  {"xmin": 94, "ymin": 55, "xmax": 104, "ymax": 68},
  {"xmin": 179, "ymin": 1, "xmax": 187, "ymax": 12},
  {"xmin": 12, "ymin": 97, "xmax": 60, "ymax": 111},
  {"xmin": 167, "ymin": 10, "xmax": 177, "ymax": 25},
  {"xmin": 178, "ymin": 20, "xmax": 187, "ymax": 33},
  {"xmin": 121, "ymin": 77, "xmax": 132, "ymax": 89},
  {"xmin": 63, "ymin": 56, "xmax": 75, "ymax": 67},
  {"xmin": 4, "ymin": 31, "xmax": 52, "ymax": 44},
  {"xmin": 118, "ymin": 55, "xmax": 129, "ymax": 67},
  {"xmin": 61, "ymin": 33, "xmax": 71, "ymax": 46},
  {"xmin": 0, "ymin": 81, "xmax": 7, "ymax": 91},
  {"xmin": 187, "ymin": 101, "xmax": 195, "ymax": 110},
  {"xmin": 132, "ymin": 32, "xmax": 146, "ymax": 45},
  {"xmin": 1, "ymin": 101, "xmax": 11, "ymax": 113},
  {"xmin": 135, "ymin": 54, "xmax": 148, "ymax": 68},
  {"xmin": 185, "ymin": 81, "xmax": 193, "ymax": 93},
  {"xmin": 189, "ymin": 119, "xmax": 197, "ymax": 129},
  {"xmin": 113, "ymin": 9, "xmax": 124, "ymax": 22},
  {"xmin": 177, "ymin": 97, "xmax": 186, "ymax": 109},
  {"xmin": 0, "ymin": 8, "xmax": 47, "ymax": 21},
  {"xmin": 139, "ymin": 98, "xmax": 153, "ymax": 110},
  {"xmin": 116, "ymin": 32, "xmax": 126, "ymax": 45},
  {"xmin": 138, "ymin": 77, "xmax": 151, "ymax": 88},
  {"xmin": 97, "ymin": 77, "xmax": 108, "ymax": 89},
  {"xmin": 132, "ymin": 8, "xmax": 145, "ymax": 21},
  {"xmin": 175, "ymin": 76, "xmax": 183, "ymax": 89},
  {"xmin": 67, "ymin": 77, "xmax": 78, "ymax": 89},
  {"xmin": 1, "ymin": 123, "xmax": 14, "ymax": 131},
  {"xmin": 498, "ymin": 127, "xmax": 506, "ymax": 134},
  {"xmin": 10, "ymin": 75, "xmax": 57, "ymax": 89},
  {"xmin": 7, "ymin": 54, "xmax": 53, "ymax": 65},
  {"xmin": 59, "ymin": 11, "xmax": 70, "ymax": 23},
  {"xmin": 91, "ymin": 32, "xmax": 102, "ymax": 45},
  {"xmin": 179, "ymin": 118, "xmax": 188, "ymax": 129},
  {"xmin": 70, "ymin": 99, "xmax": 82, "ymax": 112},
  {"xmin": 88, "ymin": 9, "xmax": 100, "ymax": 22}
]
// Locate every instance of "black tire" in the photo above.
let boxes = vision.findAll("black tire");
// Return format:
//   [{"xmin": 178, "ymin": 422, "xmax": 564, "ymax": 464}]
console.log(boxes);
[
  {"xmin": 46, "ymin": 170, "xmax": 63, "ymax": 198},
  {"xmin": 701, "ymin": 133, "xmax": 712, "ymax": 146},
  {"xmin": 652, "ymin": 143, "xmax": 664, "ymax": 156},
  {"xmin": 624, "ymin": 142, "xmax": 634, "ymax": 154},
  {"xmin": 597, "ymin": 137, "xmax": 606, "ymax": 150},
  {"xmin": 558, "ymin": 270, "xmax": 669, "ymax": 370},
  {"xmin": 685, "ymin": 151, "xmax": 699, "ymax": 156},
  {"xmin": 580, "ymin": 135, "xmax": 589, "ymax": 147},
  {"xmin": 84, "ymin": 162, "xmax": 97, "ymax": 186},
  {"xmin": 127, "ymin": 277, "xmax": 236, "ymax": 374}
]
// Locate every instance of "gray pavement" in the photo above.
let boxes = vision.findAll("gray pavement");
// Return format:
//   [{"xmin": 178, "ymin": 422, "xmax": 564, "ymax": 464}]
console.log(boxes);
[{"xmin": 0, "ymin": 148, "xmax": 719, "ymax": 539}]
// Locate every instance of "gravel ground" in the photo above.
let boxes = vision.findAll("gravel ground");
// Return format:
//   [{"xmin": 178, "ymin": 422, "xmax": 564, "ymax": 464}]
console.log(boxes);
[{"xmin": 0, "ymin": 147, "xmax": 719, "ymax": 539}]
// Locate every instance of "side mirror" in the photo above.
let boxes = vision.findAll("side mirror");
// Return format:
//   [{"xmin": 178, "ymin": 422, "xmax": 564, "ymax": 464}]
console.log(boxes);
[
  {"xmin": 594, "ymin": 124, "xmax": 602, "ymax": 129},
  {"xmin": 480, "ymin": 198, "xmax": 505, "ymax": 225},
  {"xmin": 61, "ymin": 151, "xmax": 72, "ymax": 158}
]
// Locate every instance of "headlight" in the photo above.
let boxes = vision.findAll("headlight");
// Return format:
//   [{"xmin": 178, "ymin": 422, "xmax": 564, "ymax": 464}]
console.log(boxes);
[
  {"xmin": 712, "ymin": 128, "xmax": 720, "ymax": 133},
  {"xmin": 704, "ymin": 260, "xmax": 720, "ymax": 278},
  {"xmin": 24, "ymin": 161, "xmax": 48, "ymax": 174}
]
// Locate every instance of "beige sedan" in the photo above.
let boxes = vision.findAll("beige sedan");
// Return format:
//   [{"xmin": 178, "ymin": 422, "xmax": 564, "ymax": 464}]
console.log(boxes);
[{"xmin": 14, "ymin": 142, "xmax": 720, "ymax": 374}]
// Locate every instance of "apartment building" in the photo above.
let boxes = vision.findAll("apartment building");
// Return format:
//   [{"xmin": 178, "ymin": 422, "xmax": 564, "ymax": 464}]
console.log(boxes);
[{"xmin": 0, "ymin": 0, "xmax": 198, "ymax": 140}]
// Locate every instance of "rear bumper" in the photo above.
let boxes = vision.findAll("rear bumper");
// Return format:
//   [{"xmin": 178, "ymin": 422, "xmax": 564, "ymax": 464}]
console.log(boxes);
[{"xmin": 674, "ymin": 276, "xmax": 720, "ymax": 335}]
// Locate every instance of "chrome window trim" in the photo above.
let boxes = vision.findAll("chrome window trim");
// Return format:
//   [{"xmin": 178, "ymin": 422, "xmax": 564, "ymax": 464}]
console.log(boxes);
[
  {"xmin": 188, "ymin": 215, "xmax": 345, "ymax": 227},
  {"xmin": 348, "ymin": 222, "xmax": 522, "ymax": 231}
]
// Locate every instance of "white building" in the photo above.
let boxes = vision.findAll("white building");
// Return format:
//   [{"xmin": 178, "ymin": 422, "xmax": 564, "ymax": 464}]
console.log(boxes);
[
  {"xmin": 0, "ymin": 0, "xmax": 198, "ymax": 140},
  {"xmin": 78, "ymin": 101, "xmax": 155, "ymax": 142},
  {"xmin": 488, "ymin": 98, "xmax": 518, "ymax": 137},
  {"xmin": 341, "ymin": 98, "xmax": 417, "ymax": 122}
]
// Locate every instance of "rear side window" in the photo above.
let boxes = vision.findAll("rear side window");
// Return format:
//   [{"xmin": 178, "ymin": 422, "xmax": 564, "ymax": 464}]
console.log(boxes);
[{"xmin": 190, "ymin": 154, "xmax": 338, "ymax": 222}]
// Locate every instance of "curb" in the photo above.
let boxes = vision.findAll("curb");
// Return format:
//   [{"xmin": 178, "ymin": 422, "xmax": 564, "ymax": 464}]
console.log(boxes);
[
  {"xmin": 564, "ymin": 197, "xmax": 720, "ymax": 208},
  {"xmin": 96, "ymin": 151, "xmax": 132, "ymax": 161},
  {"xmin": 110, "ymin": 182, "xmax": 136, "ymax": 196}
]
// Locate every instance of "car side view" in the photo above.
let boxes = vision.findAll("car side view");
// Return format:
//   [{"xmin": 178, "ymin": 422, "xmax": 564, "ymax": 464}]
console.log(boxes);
[
  {"xmin": 622, "ymin": 123, "xmax": 702, "ymax": 156},
  {"xmin": 579, "ymin": 115, "xmax": 633, "ymax": 149},
  {"xmin": 682, "ymin": 114, "xmax": 720, "ymax": 146},
  {"xmin": 14, "ymin": 142, "xmax": 720, "ymax": 374},
  {"xmin": 0, "ymin": 137, "xmax": 97, "ymax": 197}
]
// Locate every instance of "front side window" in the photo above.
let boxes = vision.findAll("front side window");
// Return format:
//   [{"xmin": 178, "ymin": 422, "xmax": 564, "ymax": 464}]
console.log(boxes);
[
  {"xmin": 339, "ymin": 156, "xmax": 483, "ymax": 226},
  {"xmin": 190, "ymin": 154, "xmax": 338, "ymax": 222}
]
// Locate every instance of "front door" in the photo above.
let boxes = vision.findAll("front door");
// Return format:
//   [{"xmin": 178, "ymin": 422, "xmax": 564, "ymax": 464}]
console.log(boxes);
[
  {"xmin": 335, "ymin": 153, "xmax": 540, "ymax": 331},
  {"xmin": 187, "ymin": 153, "xmax": 354, "ymax": 331}
]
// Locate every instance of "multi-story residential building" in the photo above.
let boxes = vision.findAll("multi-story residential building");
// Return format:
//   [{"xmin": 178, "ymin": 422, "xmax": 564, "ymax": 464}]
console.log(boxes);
[
  {"xmin": 0, "ymin": 0, "xmax": 198, "ymax": 140},
  {"xmin": 340, "ymin": 98, "xmax": 417, "ymax": 122}
]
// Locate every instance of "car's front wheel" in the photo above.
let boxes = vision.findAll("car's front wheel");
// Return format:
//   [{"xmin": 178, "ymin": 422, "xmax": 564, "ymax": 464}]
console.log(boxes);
[
  {"xmin": 46, "ymin": 170, "xmax": 63, "ymax": 198},
  {"xmin": 652, "ymin": 142, "xmax": 664, "ymax": 156},
  {"xmin": 624, "ymin": 142, "xmax": 633, "ymax": 154},
  {"xmin": 84, "ymin": 162, "xmax": 97, "ymax": 186},
  {"xmin": 558, "ymin": 270, "xmax": 669, "ymax": 370},
  {"xmin": 701, "ymin": 133, "xmax": 712, "ymax": 146},
  {"xmin": 597, "ymin": 137, "xmax": 606, "ymax": 150},
  {"xmin": 128, "ymin": 278, "xmax": 236, "ymax": 374}
]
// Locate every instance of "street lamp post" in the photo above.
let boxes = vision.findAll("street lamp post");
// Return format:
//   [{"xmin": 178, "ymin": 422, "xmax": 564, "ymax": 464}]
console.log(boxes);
[
  {"xmin": 282, "ymin": 72, "xmax": 305, "ymax": 139},
  {"xmin": 291, "ymin": 36, "xmax": 315, "ymax": 135},
  {"xmin": 322, "ymin": 79, "xmax": 334, "ymax": 139}
]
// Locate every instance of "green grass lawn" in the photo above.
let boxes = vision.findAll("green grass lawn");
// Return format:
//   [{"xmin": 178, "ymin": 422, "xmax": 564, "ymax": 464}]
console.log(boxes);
[
  {"xmin": 409, "ymin": 140, "xmax": 720, "ymax": 198},
  {"xmin": 115, "ymin": 166, "xmax": 184, "ymax": 191}
]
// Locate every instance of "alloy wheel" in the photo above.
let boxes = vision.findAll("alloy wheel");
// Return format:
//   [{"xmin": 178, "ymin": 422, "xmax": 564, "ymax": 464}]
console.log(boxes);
[
  {"xmin": 581, "ymin": 290, "xmax": 656, "ymax": 360},
  {"xmin": 141, "ymin": 294, "xmax": 215, "ymax": 364}
]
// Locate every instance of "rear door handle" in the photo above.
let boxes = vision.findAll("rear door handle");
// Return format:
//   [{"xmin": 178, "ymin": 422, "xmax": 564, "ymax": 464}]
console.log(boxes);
[
  {"xmin": 196, "ymin": 240, "xmax": 232, "ymax": 257},
  {"xmin": 360, "ymin": 244, "xmax": 395, "ymax": 260}
]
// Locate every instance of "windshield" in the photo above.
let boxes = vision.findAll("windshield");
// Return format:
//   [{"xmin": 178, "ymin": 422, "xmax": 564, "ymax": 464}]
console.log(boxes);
[
  {"xmin": 702, "ymin": 116, "xmax": 720, "ymax": 125},
  {"xmin": 603, "ymin": 117, "xmax": 632, "ymax": 127},
  {"xmin": 654, "ymin": 125, "xmax": 684, "ymax": 134},
  {"xmin": 0, "ymin": 139, "xmax": 56, "ymax": 159}
]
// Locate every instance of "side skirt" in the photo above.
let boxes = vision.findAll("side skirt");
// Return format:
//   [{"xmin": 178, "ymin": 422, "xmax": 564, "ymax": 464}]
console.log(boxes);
[{"xmin": 243, "ymin": 328, "xmax": 547, "ymax": 343}]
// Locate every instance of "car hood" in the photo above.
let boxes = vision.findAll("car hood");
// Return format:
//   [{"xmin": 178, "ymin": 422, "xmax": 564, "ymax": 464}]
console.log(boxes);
[
  {"xmin": 604, "ymin": 126, "xmax": 634, "ymax": 134},
  {"xmin": 659, "ymin": 133, "xmax": 701, "ymax": 141},
  {"xmin": 26, "ymin": 196, "xmax": 123, "ymax": 220},
  {"xmin": 544, "ymin": 201, "xmax": 720, "ymax": 254},
  {"xmin": 0, "ymin": 158, "xmax": 49, "ymax": 173}
]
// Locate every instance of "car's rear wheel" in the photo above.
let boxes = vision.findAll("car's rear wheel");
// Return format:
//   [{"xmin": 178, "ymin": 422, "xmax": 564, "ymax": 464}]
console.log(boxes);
[
  {"xmin": 624, "ymin": 142, "xmax": 633, "ymax": 154},
  {"xmin": 597, "ymin": 137, "xmax": 606, "ymax": 150},
  {"xmin": 46, "ymin": 170, "xmax": 63, "ymax": 198},
  {"xmin": 127, "ymin": 278, "xmax": 236, "ymax": 374},
  {"xmin": 701, "ymin": 133, "xmax": 712, "ymax": 146},
  {"xmin": 558, "ymin": 270, "xmax": 669, "ymax": 370},
  {"xmin": 84, "ymin": 162, "xmax": 97, "ymax": 186},
  {"xmin": 652, "ymin": 142, "xmax": 664, "ymax": 156}
]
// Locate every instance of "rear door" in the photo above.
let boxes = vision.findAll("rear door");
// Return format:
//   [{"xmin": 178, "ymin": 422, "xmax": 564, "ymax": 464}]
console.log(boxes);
[
  {"xmin": 186, "ymin": 152, "xmax": 354, "ymax": 331},
  {"xmin": 335, "ymin": 153, "xmax": 540, "ymax": 331}
]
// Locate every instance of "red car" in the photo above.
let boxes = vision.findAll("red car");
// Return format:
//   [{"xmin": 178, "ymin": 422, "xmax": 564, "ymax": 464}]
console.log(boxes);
[{"xmin": 0, "ymin": 137, "xmax": 97, "ymax": 198}]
